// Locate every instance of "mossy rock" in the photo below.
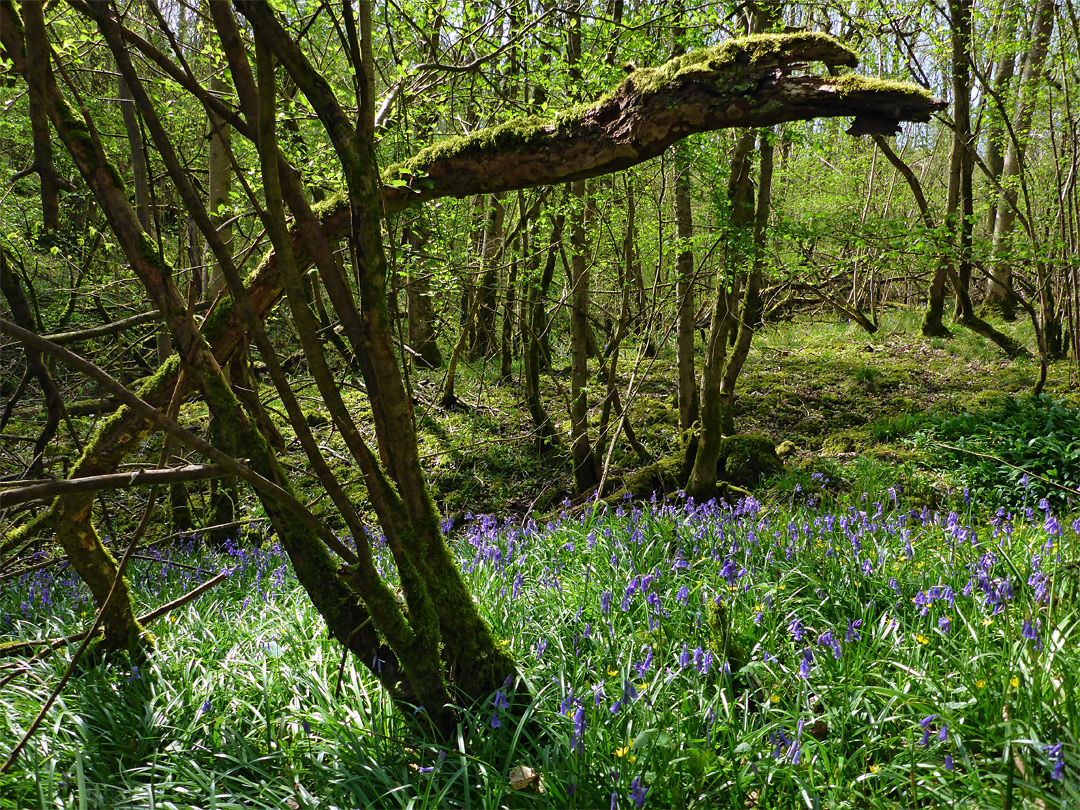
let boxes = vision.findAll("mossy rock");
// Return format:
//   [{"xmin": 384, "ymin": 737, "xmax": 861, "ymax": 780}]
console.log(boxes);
[
  {"xmin": 715, "ymin": 434, "xmax": 784, "ymax": 489},
  {"xmin": 634, "ymin": 397, "xmax": 678, "ymax": 427},
  {"xmin": 775, "ymin": 439, "xmax": 797, "ymax": 459},
  {"xmin": 616, "ymin": 453, "xmax": 686, "ymax": 501},
  {"xmin": 820, "ymin": 430, "xmax": 870, "ymax": 455},
  {"xmin": 303, "ymin": 409, "xmax": 330, "ymax": 428}
]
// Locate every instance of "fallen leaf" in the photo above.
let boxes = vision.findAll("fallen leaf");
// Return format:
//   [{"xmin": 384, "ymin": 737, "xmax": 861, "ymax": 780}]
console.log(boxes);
[{"xmin": 509, "ymin": 765, "xmax": 544, "ymax": 793}]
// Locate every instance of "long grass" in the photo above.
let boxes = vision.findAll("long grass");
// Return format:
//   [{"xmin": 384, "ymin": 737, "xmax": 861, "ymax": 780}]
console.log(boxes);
[{"xmin": 1, "ymin": 487, "xmax": 1077, "ymax": 809}]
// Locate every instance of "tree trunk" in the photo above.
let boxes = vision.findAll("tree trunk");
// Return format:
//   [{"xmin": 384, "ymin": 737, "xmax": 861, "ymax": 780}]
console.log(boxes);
[
  {"xmin": 674, "ymin": 146, "xmax": 699, "ymax": 431},
  {"xmin": 687, "ymin": 131, "xmax": 757, "ymax": 501},
  {"xmin": 403, "ymin": 215, "xmax": 443, "ymax": 368},
  {"xmin": 568, "ymin": 180, "xmax": 600, "ymax": 494},
  {"xmin": 984, "ymin": 0, "xmax": 1055, "ymax": 320}
]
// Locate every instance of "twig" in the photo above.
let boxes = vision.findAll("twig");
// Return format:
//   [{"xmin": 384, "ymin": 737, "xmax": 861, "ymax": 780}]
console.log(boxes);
[{"xmin": 0, "ymin": 464, "xmax": 235, "ymax": 507}]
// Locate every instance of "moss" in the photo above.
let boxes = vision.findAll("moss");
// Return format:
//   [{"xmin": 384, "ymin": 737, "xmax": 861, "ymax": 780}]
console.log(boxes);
[
  {"xmin": 629, "ymin": 32, "xmax": 858, "ymax": 93},
  {"xmin": 384, "ymin": 32, "xmax": 861, "ymax": 182},
  {"xmin": 303, "ymin": 408, "xmax": 329, "ymax": 428},
  {"xmin": 54, "ymin": 96, "xmax": 128, "ymax": 193},
  {"xmin": 821, "ymin": 430, "xmax": 865, "ymax": 454},
  {"xmin": 614, "ymin": 452, "xmax": 686, "ymax": 501},
  {"xmin": 715, "ymin": 434, "xmax": 784, "ymax": 488},
  {"xmin": 829, "ymin": 73, "xmax": 933, "ymax": 101}
]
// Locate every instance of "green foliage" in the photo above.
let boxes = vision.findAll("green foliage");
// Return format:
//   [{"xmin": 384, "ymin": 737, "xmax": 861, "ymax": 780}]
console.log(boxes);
[{"xmin": 916, "ymin": 395, "xmax": 1080, "ymax": 511}]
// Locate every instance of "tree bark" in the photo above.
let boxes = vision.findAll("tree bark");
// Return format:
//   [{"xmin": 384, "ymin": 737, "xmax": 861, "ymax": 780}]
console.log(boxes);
[{"xmin": 984, "ymin": 0, "xmax": 1055, "ymax": 320}]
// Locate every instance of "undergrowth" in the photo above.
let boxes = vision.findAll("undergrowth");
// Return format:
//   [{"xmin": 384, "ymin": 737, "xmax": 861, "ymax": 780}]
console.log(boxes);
[{"xmin": 2, "ymin": 491, "xmax": 1077, "ymax": 808}]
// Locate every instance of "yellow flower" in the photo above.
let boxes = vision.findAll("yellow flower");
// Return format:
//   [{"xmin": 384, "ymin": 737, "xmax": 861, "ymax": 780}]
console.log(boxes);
[
  {"xmin": 869, "ymin": 764, "xmax": 881, "ymax": 774},
  {"xmin": 754, "ymin": 604, "xmax": 765, "ymax": 613},
  {"xmin": 982, "ymin": 617, "xmax": 993, "ymax": 626},
  {"xmin": 770, "ymin": 694, "xmax": 781, "ymax": 705},
  {"xmin": 607, "ymin": 667, "xmax": 619, "ymax": 677},
  {"xmin": 915, "ymin": 635, "xmax": 930, "ymax": 645},
  {"xmin": 615, "ymin": 744, "xmax": 630, "ymax": 758},
  {"xmin": 636, "ymin": 682, "xmax": 649, "ymax": 692},
  {"xmin": 975, "ymin": 679, "xmax": 986, "ymax": 689},
  {"xmin": 1010, "ymin": 676, "xmax": 1020, "ymax": 689}
]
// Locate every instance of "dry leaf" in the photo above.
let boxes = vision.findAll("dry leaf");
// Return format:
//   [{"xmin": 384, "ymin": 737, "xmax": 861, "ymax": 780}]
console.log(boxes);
[{"xmin": 509, "ymin": 765, "xmax": 544, "ymax": 794}]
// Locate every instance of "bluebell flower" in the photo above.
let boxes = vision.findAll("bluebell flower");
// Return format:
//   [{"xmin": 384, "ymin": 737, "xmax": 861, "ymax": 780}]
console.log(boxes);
[
  {"xmin": 846, "ymin": 620, "xmax": 862, "ymax": 643},
  {"xmin": 799, "ymin": 648, "xmax": 813, "ymax": 679},
  {"xmin": 490, "ymin": 711, "xmax": 501, "ymax": 729},
  {"xmin": 938, "ymin": 615, "xmax": 952, "ymax": 634},
  {"xmin": 944, "ymin": 754, "xmax": 954, "ymax": 771},
  {"xmin": 1021, "ymin": 619, "xmax": 1043, "ymax": 650},
  {"xmin": 1044, "ymin": 742, "xmax": 1065, "ymax": 780},
  {"xmin": 572, "ymin": 706, "xmax": 586, "ymax": 752},
  {"xmin": 630, "ymin": 776, "xmax": 649, "ymax": 808},
  {"xmin": 679, "ymin": 643, "xmax": 691, "ymax": 668},
  {"xmin": 919, "ymin": 714, "xmax": 936, "ymax": 747},
  {"xmin": 789, "ymin": 618, "xmax": 806, "ymax": 642},
  {"xmin": 817, "ymin": 631, "xmax": 842, "ymax": 659}
]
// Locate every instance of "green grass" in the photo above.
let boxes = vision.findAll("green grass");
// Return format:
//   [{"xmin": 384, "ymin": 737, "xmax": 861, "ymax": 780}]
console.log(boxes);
[{"xmin": 2, "ymin": 491, "xmax": 1078, "ymax": 808}]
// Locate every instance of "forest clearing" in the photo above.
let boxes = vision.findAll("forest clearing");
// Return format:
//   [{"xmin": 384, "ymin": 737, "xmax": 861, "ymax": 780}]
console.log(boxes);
[{"xmin": 1, "ymin": 0, "xmax": 1079, "ymax": 807}]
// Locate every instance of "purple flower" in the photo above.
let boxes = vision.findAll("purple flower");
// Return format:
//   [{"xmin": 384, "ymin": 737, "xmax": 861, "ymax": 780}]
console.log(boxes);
[
  {"xmin": 301, "ymin": 718, "xmax": 311, "ymax": 735},
  {"xmin": 799, "ymin": 648, "xmax": 813, "ymax": 679},
  {"xmin": 601, "ymin": 590, "xmax": 612, "ymax": 616},
  {"xmin": 919, "ymin": 714, "xmax": 936, "ymax": 747},
  {"xmin": 490, "ymin": 712, "xmax": 501, "ymax": 729},
  {"xmin": 789, "ymin": 618, "xmax": 806, "ymax": 642},
  {"xmin": 675, "ymin": 585, "xmax": 689, "ymax": 605},
  {"xmin": 1021, "ymin": 620, "xmax": 1043, "ymax": 650},
  {"xmin": 1044, "ymin": 742, "xmax": 1064, "ymax": 780},
  {"xmin": 944, "ymin": 754, "xmax": 954, "ymax": 771},
  {"xmin": 817, "ymin": 631, "xmax": 842, "ymax": 659},
  {"xmin": 572, "ymin": 706, "xmax": 586, "ymax": 752},
  {"xmin": 494, "ymin": 690, "xmax": 511, "ymax": 710},
  {"xmin": 679, "ymin": 643, "xmax": 692, "ymax": 668},
  {"xmin": 846, "ymin": 619, "xmax": 862, "ymax": 643},
  {"xmin": 938, "ymin": 616, "xmax": 952, "ymax": 634},
  {"xmin": 630, "ymin": 776, "xmax": 649, "ymax": 808},
  {"xmin": 200, "ymin": 699, "xmax": 212, "ymax": 714}
]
